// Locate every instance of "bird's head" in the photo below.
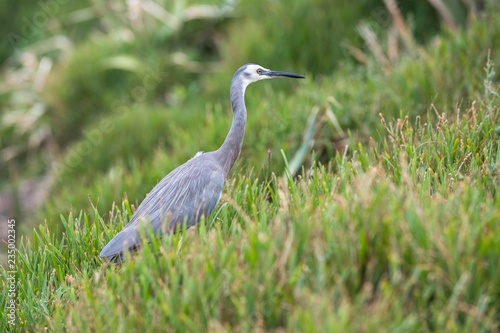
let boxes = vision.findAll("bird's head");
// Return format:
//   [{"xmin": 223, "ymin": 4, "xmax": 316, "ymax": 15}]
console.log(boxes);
[{"xmin": 236, "ymin": 63, "xmax": 304, "ymax": 88}]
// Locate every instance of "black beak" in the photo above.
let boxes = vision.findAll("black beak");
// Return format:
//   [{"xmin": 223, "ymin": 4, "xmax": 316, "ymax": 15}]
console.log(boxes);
[{"xmin": 262, "ymin": 70, "xmax": 305, "ymax": 79}]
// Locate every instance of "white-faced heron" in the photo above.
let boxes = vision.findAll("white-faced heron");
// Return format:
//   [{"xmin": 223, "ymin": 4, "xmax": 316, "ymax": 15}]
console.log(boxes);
[{"xmin": 100, "ymin": 63, "xmax": 304, "ymax": 263}]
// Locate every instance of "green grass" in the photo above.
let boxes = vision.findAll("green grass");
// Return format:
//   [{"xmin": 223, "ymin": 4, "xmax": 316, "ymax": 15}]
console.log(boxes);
[
  {"xmin": 2, "ymin": 2, "xmax": 500, "ymax": 331},
  {"xmin": 2, "ymin": 60, "xmax": 498, "ymax": 331},
  {"xmin": 34, "ymin": 9, "xmax": 500, "ymax": 234}
]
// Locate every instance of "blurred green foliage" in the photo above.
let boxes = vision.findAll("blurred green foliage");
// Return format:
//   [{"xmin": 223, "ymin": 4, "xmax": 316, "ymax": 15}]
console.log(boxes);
[
  {"xmin": 44, "ymin": 39, "xmax": 168, "ymax": 144},
  {"xmin": 221, "ymin": 0, "xmax": 379, "ymax": 74},
  {"xmin": 1, "ymin": 0, "xmax": 499, "ymax": 330}
]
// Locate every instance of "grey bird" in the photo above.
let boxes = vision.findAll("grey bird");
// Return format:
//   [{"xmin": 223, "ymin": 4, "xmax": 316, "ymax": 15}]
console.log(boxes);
[{"xmin": 100, "ymin": 63, "xmax": 304, "ymax": 263}]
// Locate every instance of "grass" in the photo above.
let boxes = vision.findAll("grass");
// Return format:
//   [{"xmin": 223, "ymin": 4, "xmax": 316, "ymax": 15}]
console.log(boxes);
[
  {"xmin": 1, "ymin": 58, "xmax": 498, "ymax": 331},
  {"xmin": 36, "ymin": 8, "xmax": 500, "ymax": 231},
  {"xmin": 2, "ymin": 2, "xmax": 500, "ymax": 331}
]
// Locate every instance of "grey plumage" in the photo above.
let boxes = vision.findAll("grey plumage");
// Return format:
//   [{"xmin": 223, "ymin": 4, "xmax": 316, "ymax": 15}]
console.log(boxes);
[{"xmin": 100, "ymin": 63, "xmax": 304, "ymax": 263}]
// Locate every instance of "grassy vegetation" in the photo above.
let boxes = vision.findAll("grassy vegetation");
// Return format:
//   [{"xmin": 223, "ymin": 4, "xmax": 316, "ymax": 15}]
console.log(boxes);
[
  {"xmin": 3, "ymin": 65, "xmax": 499, "ymax": 330},
  {"xmin": 1, "ymin": 0, "xmax": 500, "ymax": 331},
  {"xmin": 36, "ymin": 6, "xmax": 500, "ymax": 233}
]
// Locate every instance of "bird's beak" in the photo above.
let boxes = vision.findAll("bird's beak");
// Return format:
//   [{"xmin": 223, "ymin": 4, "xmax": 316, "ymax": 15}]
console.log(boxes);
[{"xmin": 262, "ymin": 70, "xmax": 305, "ymax": 79}]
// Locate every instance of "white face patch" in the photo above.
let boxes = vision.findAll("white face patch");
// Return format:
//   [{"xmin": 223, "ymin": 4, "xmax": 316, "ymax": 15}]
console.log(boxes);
[{"xmin": 243, "ymin": 64, "xmax": 271, "ymax": 84}]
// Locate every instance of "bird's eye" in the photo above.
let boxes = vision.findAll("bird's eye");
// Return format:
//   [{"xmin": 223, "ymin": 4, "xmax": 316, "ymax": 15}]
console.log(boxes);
[{"xmin": 256, "ymin": 68, "xmax": 262, "ymax": 75}]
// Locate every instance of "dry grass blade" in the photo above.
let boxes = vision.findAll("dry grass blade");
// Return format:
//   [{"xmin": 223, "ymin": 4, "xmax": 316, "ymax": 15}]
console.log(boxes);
[
  {"xmin": 383, "ymin": 0, "xmax": 417, "ymax": 52},
  {"xmin": 426, "ymin": 0, "xmax": 458, "ymax": 30},
  {"xmin": 140, "ymin": 0, "xmax": 182, "ymax": 30},
  {"xmin": 357, "ymin": 23, "xmax": 390, "ymax": 72},
  {"xmin": 183, "ymin": 5, "xmax": 230, "ymax": 21},
  {"xmin": 286, "ymin": 106, "xmax": 320, "ymax": 176},
  {"xmin": 387, "ymin": 26, "xmax": 399, "ymax": 63},
  {"xmin": 340, "ymin": 41, "xmax": 368, "ymax": 64}
]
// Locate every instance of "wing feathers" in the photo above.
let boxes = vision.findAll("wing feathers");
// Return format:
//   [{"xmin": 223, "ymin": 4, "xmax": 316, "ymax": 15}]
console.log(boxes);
[{"xmin": 100, "ymin": 154, "xmax": 224, "ymax": 260}]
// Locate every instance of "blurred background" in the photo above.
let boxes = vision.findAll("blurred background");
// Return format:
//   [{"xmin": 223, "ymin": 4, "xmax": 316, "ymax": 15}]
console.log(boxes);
[{"xmin": 0, "ymin": 0, "xmax": 498, "ymax": 251}]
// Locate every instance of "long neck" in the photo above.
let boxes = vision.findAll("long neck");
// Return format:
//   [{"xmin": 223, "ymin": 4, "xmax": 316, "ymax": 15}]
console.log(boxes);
[{"xmin": 216, "ymin": 78, "xmax": 247, "ymax": 176}]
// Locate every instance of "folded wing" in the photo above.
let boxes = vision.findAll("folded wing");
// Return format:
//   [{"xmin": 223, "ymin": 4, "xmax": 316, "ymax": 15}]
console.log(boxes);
[{"xmin": 100, "ymin": 154, "xmax": 224, "ymax": 262}]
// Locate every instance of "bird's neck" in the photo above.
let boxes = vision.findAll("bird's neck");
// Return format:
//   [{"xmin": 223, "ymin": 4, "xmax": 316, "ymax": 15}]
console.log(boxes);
[{"xmin": 217, "ymin": 82, "xmax": 247, "ymax": 176}]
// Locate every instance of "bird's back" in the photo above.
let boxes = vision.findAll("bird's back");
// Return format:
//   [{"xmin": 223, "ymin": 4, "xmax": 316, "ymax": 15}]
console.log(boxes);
[{"xmin": 100, "ymin": 152, "xmax": 225, "ymax": 262}]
